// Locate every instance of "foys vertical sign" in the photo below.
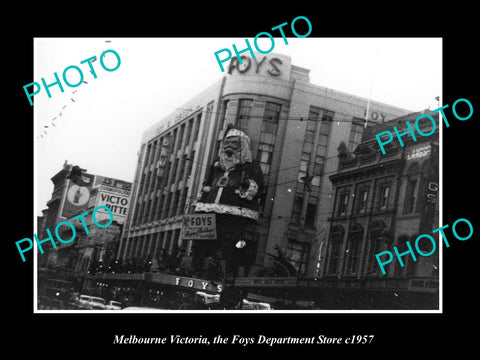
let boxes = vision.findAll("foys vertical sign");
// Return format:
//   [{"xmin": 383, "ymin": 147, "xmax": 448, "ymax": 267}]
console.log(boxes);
[{"xmin": 156, "ymin": 136, "xmax": 171, "ymax": 183}]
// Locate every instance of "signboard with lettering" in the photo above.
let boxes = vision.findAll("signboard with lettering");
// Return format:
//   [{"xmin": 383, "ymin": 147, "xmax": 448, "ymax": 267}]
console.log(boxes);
[
  {"xmin": 419, "ymin": 144, "xmax": 439, "ymax": 233},
  {"xmin": 175, "ymin": 276, "xmax": 223, "ymax": 293},
  {"xmin": 94, "ymin": 185, "xmax": 131, "ymax": 224},
  {"xmin": 94, "ymin": 175, "xmax": 132, "ymax": 191},
  {"xmin": 226, "ymin": 54, "xmax": 292, "ymax": 81},
  {"xmin": 181, "ymin": 214, "xmax": 217, "ymax": 240},
  {"xmin": 146, "ymin": 273, "xmax": 223, "ymax": 293},
  {"xmin": 156, "ymin": 136, "xmax": 171, "ymax": 182},
  {"xmin": 406, "ymin": 145, "xmax": 432, "ymax": 161},
  {"xmin": 364, "ymin": 109, "xmax": 388, "ymax": 123}
]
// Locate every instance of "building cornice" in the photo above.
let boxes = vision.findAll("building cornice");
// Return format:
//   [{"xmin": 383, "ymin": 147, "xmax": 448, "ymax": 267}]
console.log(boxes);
[{"xmin": 330, "ymin": 158, "xmax": 404, "ymax": 185}]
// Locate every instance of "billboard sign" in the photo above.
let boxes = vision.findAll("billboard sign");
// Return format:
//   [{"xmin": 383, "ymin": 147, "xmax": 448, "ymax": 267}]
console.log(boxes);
[
  {"xmin": 181, "ymin": 214, "xmax": 217, "ymax": 240},
  {"xmin": 406, "ymin": 145, "xmax": 432, "ymax": 161},
  {"xmin": 94, "ymin": 185, "xmax": 131, "ymax": 224},
  {"xmin": 94, "ymin": 175, "xmax": 132, "ymax": 191},
  {"xmin": 62, "ymin": 173, "xmax": 95, "ymax": 218}
]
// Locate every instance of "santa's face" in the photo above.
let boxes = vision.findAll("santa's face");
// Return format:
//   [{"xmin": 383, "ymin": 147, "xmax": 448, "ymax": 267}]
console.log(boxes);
[
  {"xmin": 220, "ymin": 136, "xmax": 242, "ymax": 170},
  {"xmin": 222, "ymin": 136, "xmax": 241, "ymax": 154}
]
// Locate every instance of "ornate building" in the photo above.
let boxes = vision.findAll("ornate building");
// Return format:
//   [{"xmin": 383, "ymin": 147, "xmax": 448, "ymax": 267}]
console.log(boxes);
[{"xmin": 320, "ymin": 110, "xmax": 439, "ymax": 309}]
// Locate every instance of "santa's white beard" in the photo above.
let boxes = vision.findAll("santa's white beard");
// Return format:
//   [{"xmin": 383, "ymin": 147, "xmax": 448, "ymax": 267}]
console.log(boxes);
[{"xmin": 219, "ymin": 150, "xmax": 240, "ymax": 170}]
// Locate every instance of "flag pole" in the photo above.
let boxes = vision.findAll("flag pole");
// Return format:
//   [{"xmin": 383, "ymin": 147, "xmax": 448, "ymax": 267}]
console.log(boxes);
[
  {"xmin": 364, "ymin": 98, "xmax": 371, "ymax": 129},
  {"xmin": 364, "ymin": 49, "xmax": 378, "ymax": 128}
]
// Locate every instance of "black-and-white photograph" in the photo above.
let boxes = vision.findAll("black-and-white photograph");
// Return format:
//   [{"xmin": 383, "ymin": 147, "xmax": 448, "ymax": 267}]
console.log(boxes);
[{"xmin": 33, "ymin": 37, "xmax": 442, "ymax": 312}]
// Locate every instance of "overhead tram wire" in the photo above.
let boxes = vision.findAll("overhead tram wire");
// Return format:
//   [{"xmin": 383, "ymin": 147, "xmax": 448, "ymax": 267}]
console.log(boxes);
[
  {"xmin": 126, "ymin": 98, "xmax": 435, "ymax": 222},
  {"xmin": 136, "ymin": 111, "xmax": 433, "ymax": 219},
  {"xmin": 145, "ymin": 110, "xmax": 397, "ymax": 183},
  {"xmin": 134, "ymin": 132, "xmax": 430, "ymax": 225},
  {"xmin": 143, "ymin": 141, "xmax": 388, "ymax": 198},
  {"xmin": 134, "ymin": 171, "xmax": 436, "ymax": 226},
  {"xmin": 133, "ymin": 126, "xmax": 437, "ymax": 222},
  {"xmin": 143, "ymin": 105, "xmax": 419, "ymax": 178},
  {"xmin": 136, "ymin": 134, "xmax": 413, "ymax": 220},
  {"xmin": 170, "ymin": 106, "xmax": 415, "ymax": 125},
  {"xmin": 37, "ymin": 39, "xmax": 114, "ymax": 141}
]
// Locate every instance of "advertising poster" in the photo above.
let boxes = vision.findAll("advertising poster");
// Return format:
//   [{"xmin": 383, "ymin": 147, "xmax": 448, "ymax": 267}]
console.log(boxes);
[
  {"xmin": 181, "ymin": 213, "xmax": 217, "ymax": 240},
  {"xmin": 94, "ymin": 184, "xmax": 131, "ymax": 224},
  {"xmin": 61, "ymin": 172, "xmax": 95, "ymax": 218}
]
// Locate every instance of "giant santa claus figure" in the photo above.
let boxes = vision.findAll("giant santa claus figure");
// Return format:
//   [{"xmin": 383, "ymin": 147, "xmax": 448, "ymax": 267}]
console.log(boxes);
[{"xmin": 192, "ymin": 125, "xmax": 264, "ymax": 280}]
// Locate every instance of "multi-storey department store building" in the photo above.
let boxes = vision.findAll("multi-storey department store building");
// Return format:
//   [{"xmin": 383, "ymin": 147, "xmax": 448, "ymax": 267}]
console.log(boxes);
[{"xmin": 117, "ymin": 52, "xmax": 410, "ymax": 279}]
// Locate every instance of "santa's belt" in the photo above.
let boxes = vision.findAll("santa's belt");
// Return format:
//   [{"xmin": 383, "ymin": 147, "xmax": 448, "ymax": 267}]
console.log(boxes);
[{"xmin": 194, "ymin": 202, "xmax": 259, "ymax": 221}]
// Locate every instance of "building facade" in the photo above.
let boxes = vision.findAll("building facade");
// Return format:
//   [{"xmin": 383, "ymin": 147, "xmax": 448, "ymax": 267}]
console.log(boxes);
[
  {"xmin": 39, "ymin": 161, "xmax": 132, "ymax": 271},
  {"xmin": 117, "ymin": 52, "xmax": 411, "ymax": 279},
  {"xmin": 321, "ymin": 110, "xmax": 439, "ymax": 308}
]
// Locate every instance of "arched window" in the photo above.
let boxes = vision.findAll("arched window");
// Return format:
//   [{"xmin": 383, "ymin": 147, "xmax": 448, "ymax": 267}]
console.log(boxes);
[
  {"xmin": 344, "ymin": 223, "xmax": 363, "ymax": 275},
  {"xmin": 366, "ymin": 220, "xmax": 386, "ymax": 274},
  {"xmin": 327, "ymin": 225, "xmax": 345, "ymax": 275}
]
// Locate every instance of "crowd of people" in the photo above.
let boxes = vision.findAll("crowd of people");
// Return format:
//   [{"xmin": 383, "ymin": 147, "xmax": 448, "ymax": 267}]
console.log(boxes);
[
  {"xmin": 86, "ymin": 246, "xmax": 226, "ymax": 281},
  {"xmin": 87, "ymin": 243, "xmax": 298, "ymax": 282},
  {"xmin": 39, "ymin": 246, "xmax": 307, "ymax": 310}
]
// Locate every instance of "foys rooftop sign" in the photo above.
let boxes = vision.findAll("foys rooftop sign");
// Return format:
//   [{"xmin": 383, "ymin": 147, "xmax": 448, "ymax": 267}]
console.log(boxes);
[
  {"xmin": 227, "ymin": 55, "xmax": 282, "ymax": 76},
  {"xmin": 226, "ymin": 54, "xmax": 291, "ymax": 80}
]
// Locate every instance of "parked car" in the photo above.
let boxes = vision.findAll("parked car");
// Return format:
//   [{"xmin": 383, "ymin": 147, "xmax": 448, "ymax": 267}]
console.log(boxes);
[
  {"xmin": 105, "ymin": 300, "xmax": 122, "ymax": 310},
  {"xmin": 240, "ymin": 299, "xmax": 272, "ymax": 310},
  {"xmin": 77, "ymin": 295, "xmax": 106, "ymax": 310}
]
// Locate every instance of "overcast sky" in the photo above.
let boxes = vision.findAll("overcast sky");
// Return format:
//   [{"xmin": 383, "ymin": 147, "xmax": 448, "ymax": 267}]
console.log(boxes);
[{"xmin": 34, "ymin": 37, "xmax": 442, "ymax": 216}]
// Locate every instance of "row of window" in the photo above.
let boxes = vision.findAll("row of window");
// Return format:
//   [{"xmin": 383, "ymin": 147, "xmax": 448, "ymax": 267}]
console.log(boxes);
[
  {"xmin": 123, "ymin": 228, "xmax": 187, "ymax": 260},
  {"xmin": 290, "ymin": 107, "xmax": 335, "ymax": 229},
  {"xmin": 326, "ymin": 221, "xmax": 387, "ymax": 276},
  {"xmin": 229, "ymin": 98, "xmax": 282, "ymax": 175},
  {"xmin": 140, "ymin": 187, "xmax": 190, "ymax": 224},
  {"xmin": 236, "ymin": 99, "xmax": 283, "ymax": 135},
  {"xmin": 325, "ymin": 222, "xmax": 434, "ymax": 277},
  {"xmin": 335, "ymin": 172, "xmax": 430, "ymax": 218},
  {"xmin": 291, "ymin": 195, "xmax": 317, "ymax": 227},
  {"xmin": 131, "ymin": 113, "xmax": 203, "ymax": 226},
  {"xmin": 336, "ymin": 182, "xmax": 391, "ymax": 218}
]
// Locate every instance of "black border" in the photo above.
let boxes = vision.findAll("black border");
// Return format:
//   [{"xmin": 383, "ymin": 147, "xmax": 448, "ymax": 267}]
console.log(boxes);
[{"xmin": 6, "ymin": 4, "xmax": 479, "ymax": 355}]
